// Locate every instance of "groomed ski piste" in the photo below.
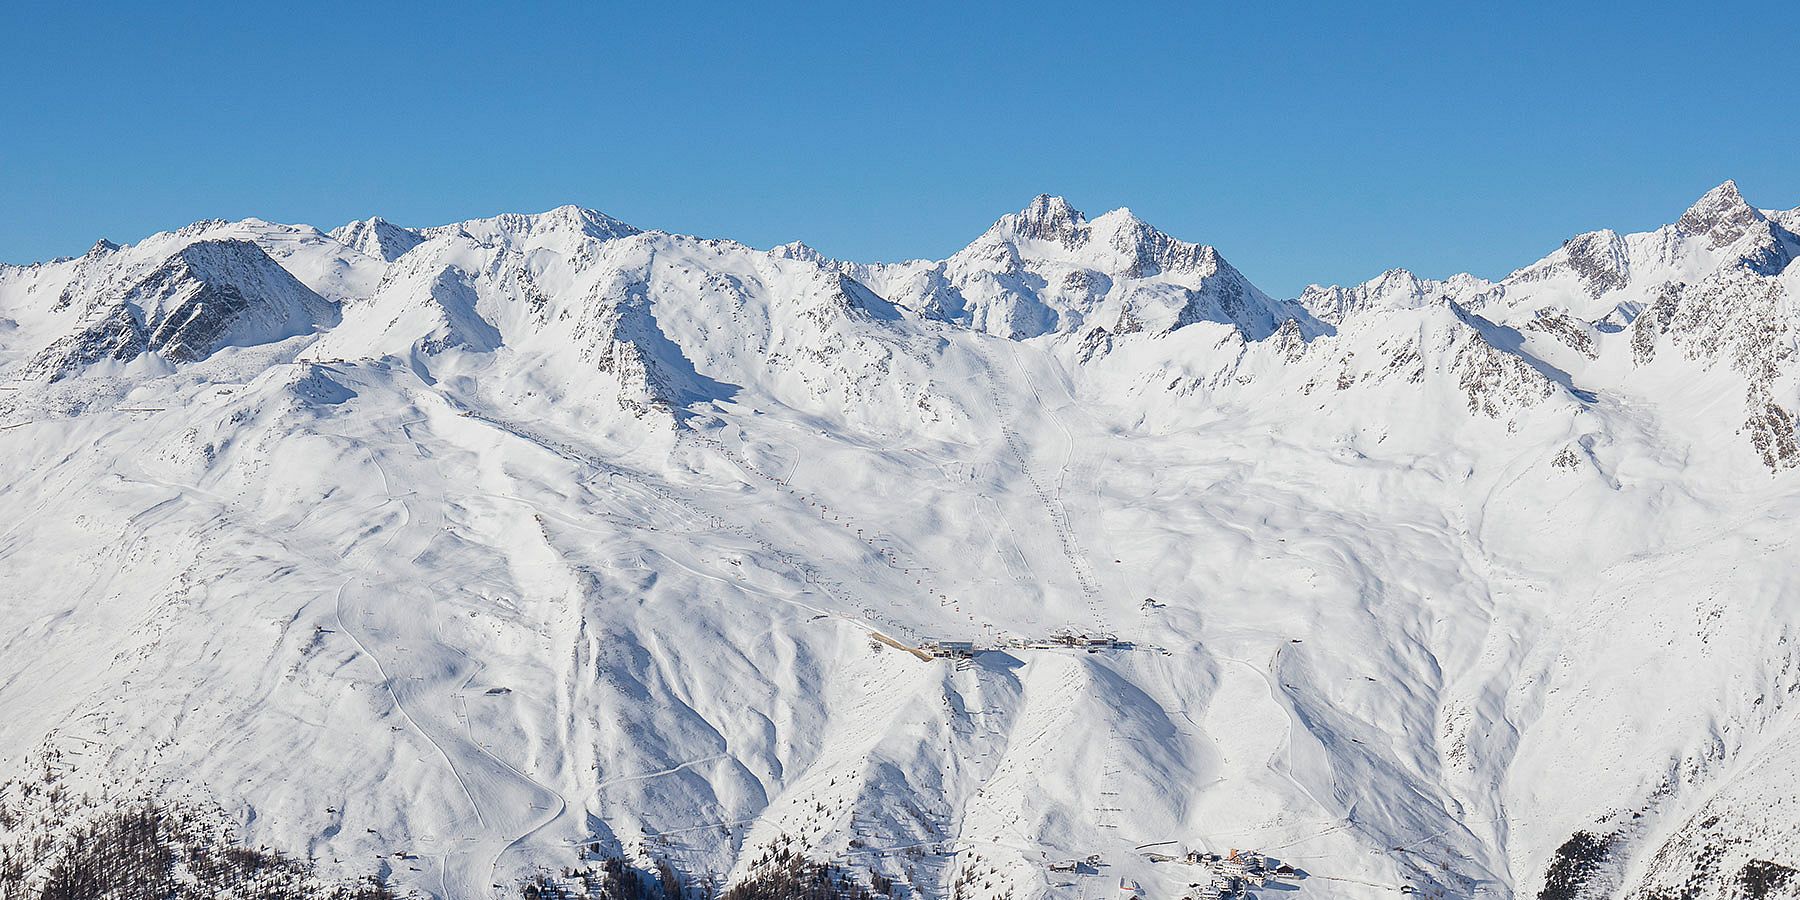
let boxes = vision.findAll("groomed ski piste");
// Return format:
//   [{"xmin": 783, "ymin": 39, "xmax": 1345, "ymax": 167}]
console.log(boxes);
[{"xmin": 3, "ymin": 184, "xmax": 1800, "ymax": 899}]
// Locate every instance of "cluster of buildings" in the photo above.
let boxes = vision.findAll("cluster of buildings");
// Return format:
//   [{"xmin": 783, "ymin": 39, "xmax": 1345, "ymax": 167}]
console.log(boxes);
[
  {"xmin": 1042, "ymin": 846, "xmax": 1303, "ymax": 899},
  {"xmin": 1045, "ymin": 854, "xmax": 1104, "ymax": 873},
  {"xmin": 1004, "ymin": 630, "xmax": 1131, "ymax": 652},
  {"xmin": 918, "ymin": 630, "xmax": 1131, "ymax": 660},
  {"xmin": 1181, "ymin": 849, "xmax": 1299, "ymax": 899},
  {"xmin": 919, "ymin": 639, "xmax": 978, "ymax": 659}
]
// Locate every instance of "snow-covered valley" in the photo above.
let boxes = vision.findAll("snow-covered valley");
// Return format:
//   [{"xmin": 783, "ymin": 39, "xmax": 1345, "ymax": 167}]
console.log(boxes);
[{"xmin": 2, "ymin": 183, "xmax": 1798, "ymax": 900}]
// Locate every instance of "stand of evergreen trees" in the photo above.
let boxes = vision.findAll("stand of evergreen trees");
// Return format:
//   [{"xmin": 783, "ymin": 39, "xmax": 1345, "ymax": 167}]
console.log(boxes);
[
  {"xmin": 522, "ymin": 839, "xmax": 898, "ymax": 900},
  {"xmin": 5, "ymin": 754, "xmax": 910, "ymax": 900},
  {"xmin": 0, "ymin": 754, "xmax": 396, "ymax": 900}
]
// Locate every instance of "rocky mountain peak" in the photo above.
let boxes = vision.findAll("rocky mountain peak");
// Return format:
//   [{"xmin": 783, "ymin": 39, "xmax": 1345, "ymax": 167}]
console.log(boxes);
[
  {"xmin": 24, "ymin": 239, "xmax": 335, "ymax": 380},
  {"xmin": 1294, "ymin": 267, "xmax": 1480, "ymax": 325},
  {"xmin": 1000, "ymin": 194, "xmax": 1088, "ymax": 245},
  {"xmin": 539, "ymin": 204, "xmax": 641, "ymax": 241},
  {"xmin": 1677, "ymin": 179, "xmax": 1763, "ymax": 249},
  {"xmin": 421, "ymin": 205, "xmax": 642, "ymax": 251},
  {"xmin": 768, "ymin": 241, "xmax": 829, "ymax": 265}
]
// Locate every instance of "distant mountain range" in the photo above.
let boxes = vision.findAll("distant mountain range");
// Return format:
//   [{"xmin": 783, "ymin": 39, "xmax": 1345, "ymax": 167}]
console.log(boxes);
[{"xmin": 2, "ymin": 182, "xmax": 1797, "ymax": 900}]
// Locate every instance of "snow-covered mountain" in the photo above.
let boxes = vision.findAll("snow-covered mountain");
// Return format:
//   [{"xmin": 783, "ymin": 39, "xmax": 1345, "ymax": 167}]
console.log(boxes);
[
  {"xmin": 2, "ymin": 184, "xmax": 1798, "ymax": 900},
  {"xmin": 331, "ymin": 216, "xmax": 425, "ymax": 263},
  {"xmin": 841, "ymin": 195, "xmax": 1295, "ymax": 344}
]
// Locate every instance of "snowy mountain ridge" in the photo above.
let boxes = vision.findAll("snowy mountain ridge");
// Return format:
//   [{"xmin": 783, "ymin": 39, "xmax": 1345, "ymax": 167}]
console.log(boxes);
[{"xmin": 2, "ymin": 183, "xmax": 1799, "ymax": 900}]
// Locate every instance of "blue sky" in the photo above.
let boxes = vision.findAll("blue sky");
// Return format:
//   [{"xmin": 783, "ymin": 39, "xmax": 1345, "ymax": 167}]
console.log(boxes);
[{"xmin": 2, "ymin": 1, "xmax": 1794, "ymax": 296}]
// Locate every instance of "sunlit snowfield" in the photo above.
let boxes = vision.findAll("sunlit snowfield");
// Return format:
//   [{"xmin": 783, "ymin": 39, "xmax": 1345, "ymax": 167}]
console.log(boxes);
[{"xmin": 2, "ymin": 185, "xmax": 1798, "ymax": 899}]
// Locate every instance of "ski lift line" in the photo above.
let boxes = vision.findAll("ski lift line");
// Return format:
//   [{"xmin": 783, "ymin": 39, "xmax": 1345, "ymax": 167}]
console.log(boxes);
[
  {"xmin": 973, "ymin": 341, "xmax": 1105, "ymax": 628},
  {"xmin": 681, "ymin": 419, "xmax": 1006, "ymax": 637},
  {"xmin": 702, "ymin": 432, "xmax": 941, "ymax": 590},
  {"xmin": 1259, "ymin": 821, "xmax": 1354, "ymax": 852},
  {"xmin": 460, "ymin": 404, "xmax": 919, "ymax": 634}
]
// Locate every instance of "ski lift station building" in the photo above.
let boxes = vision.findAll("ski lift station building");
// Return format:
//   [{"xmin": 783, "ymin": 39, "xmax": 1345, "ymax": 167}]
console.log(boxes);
[{"xmin": 921, "ymin": 639, "xmax": 977, "ymax": 659}]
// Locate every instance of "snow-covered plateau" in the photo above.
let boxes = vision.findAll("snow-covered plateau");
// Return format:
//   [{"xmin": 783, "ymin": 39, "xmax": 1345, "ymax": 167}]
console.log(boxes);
[{"xmin": 2, "ymin": 182, "xmax": 1798, "ymax": 900}]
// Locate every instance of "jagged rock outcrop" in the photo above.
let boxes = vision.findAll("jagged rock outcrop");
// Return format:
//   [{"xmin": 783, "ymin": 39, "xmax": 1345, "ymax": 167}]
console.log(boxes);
[
  {"xmin": 25, "ymin": 239, "xmax": 336, "ymax": 380},
  {"xmin": 1296, "ymin": 268, "xmax": 1492, "ymax": 325},
  {"xmin": 851, "ymin": 195, "xmax": 1299, "ymax": 342}
]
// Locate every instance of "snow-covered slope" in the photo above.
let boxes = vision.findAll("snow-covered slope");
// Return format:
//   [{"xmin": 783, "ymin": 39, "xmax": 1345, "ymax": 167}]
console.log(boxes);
[
  {"xmin": 331, "ymin": 216, "xmax": 425, "ymax": 263},
  {"xmin": 2, "ymin": 185, "xmax": 1798, "ymax": 900}
]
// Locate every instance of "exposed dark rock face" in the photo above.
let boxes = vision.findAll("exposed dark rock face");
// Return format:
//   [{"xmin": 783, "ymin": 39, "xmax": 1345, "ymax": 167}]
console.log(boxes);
[
  {"xmin": 1629, "ymin": 283, "xmax": 1683, "ymax": 366},
  {"xmin": 1561, "ymin": 230, "xmax": 1631, "ymax": 297},
  {"xmin": 25, "ymin": 239, "xmax": 335, "ymax": 381},
  {"xmin": 1525, "ymin": 310, "xmax": 1599, "ymax": 359},
  {"xmin": 1454, "ymin": 333, "xmax": 1557, "ymax": 418},
  {"xmin": 1678, "ymin": 181, "xmax": 1765, "ymax": 251},
  {"xmin": 1676, "ymin": 181, "xmax": 1798, "ymax": 275},
  {"xmin": 1515, "ymin": 230, "xmax": 1631, "ymax": 298},
  {"xmin": 1106, "ymin": 214, "xmax": 1219, "ymax": 278},
  {"xmin": 1008, "ymin": 195, "xmax": 1088, "ymax": 246},
  {"xmin": 23, "ymin": 303, "xmax": 146, "ymax": 381}
]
